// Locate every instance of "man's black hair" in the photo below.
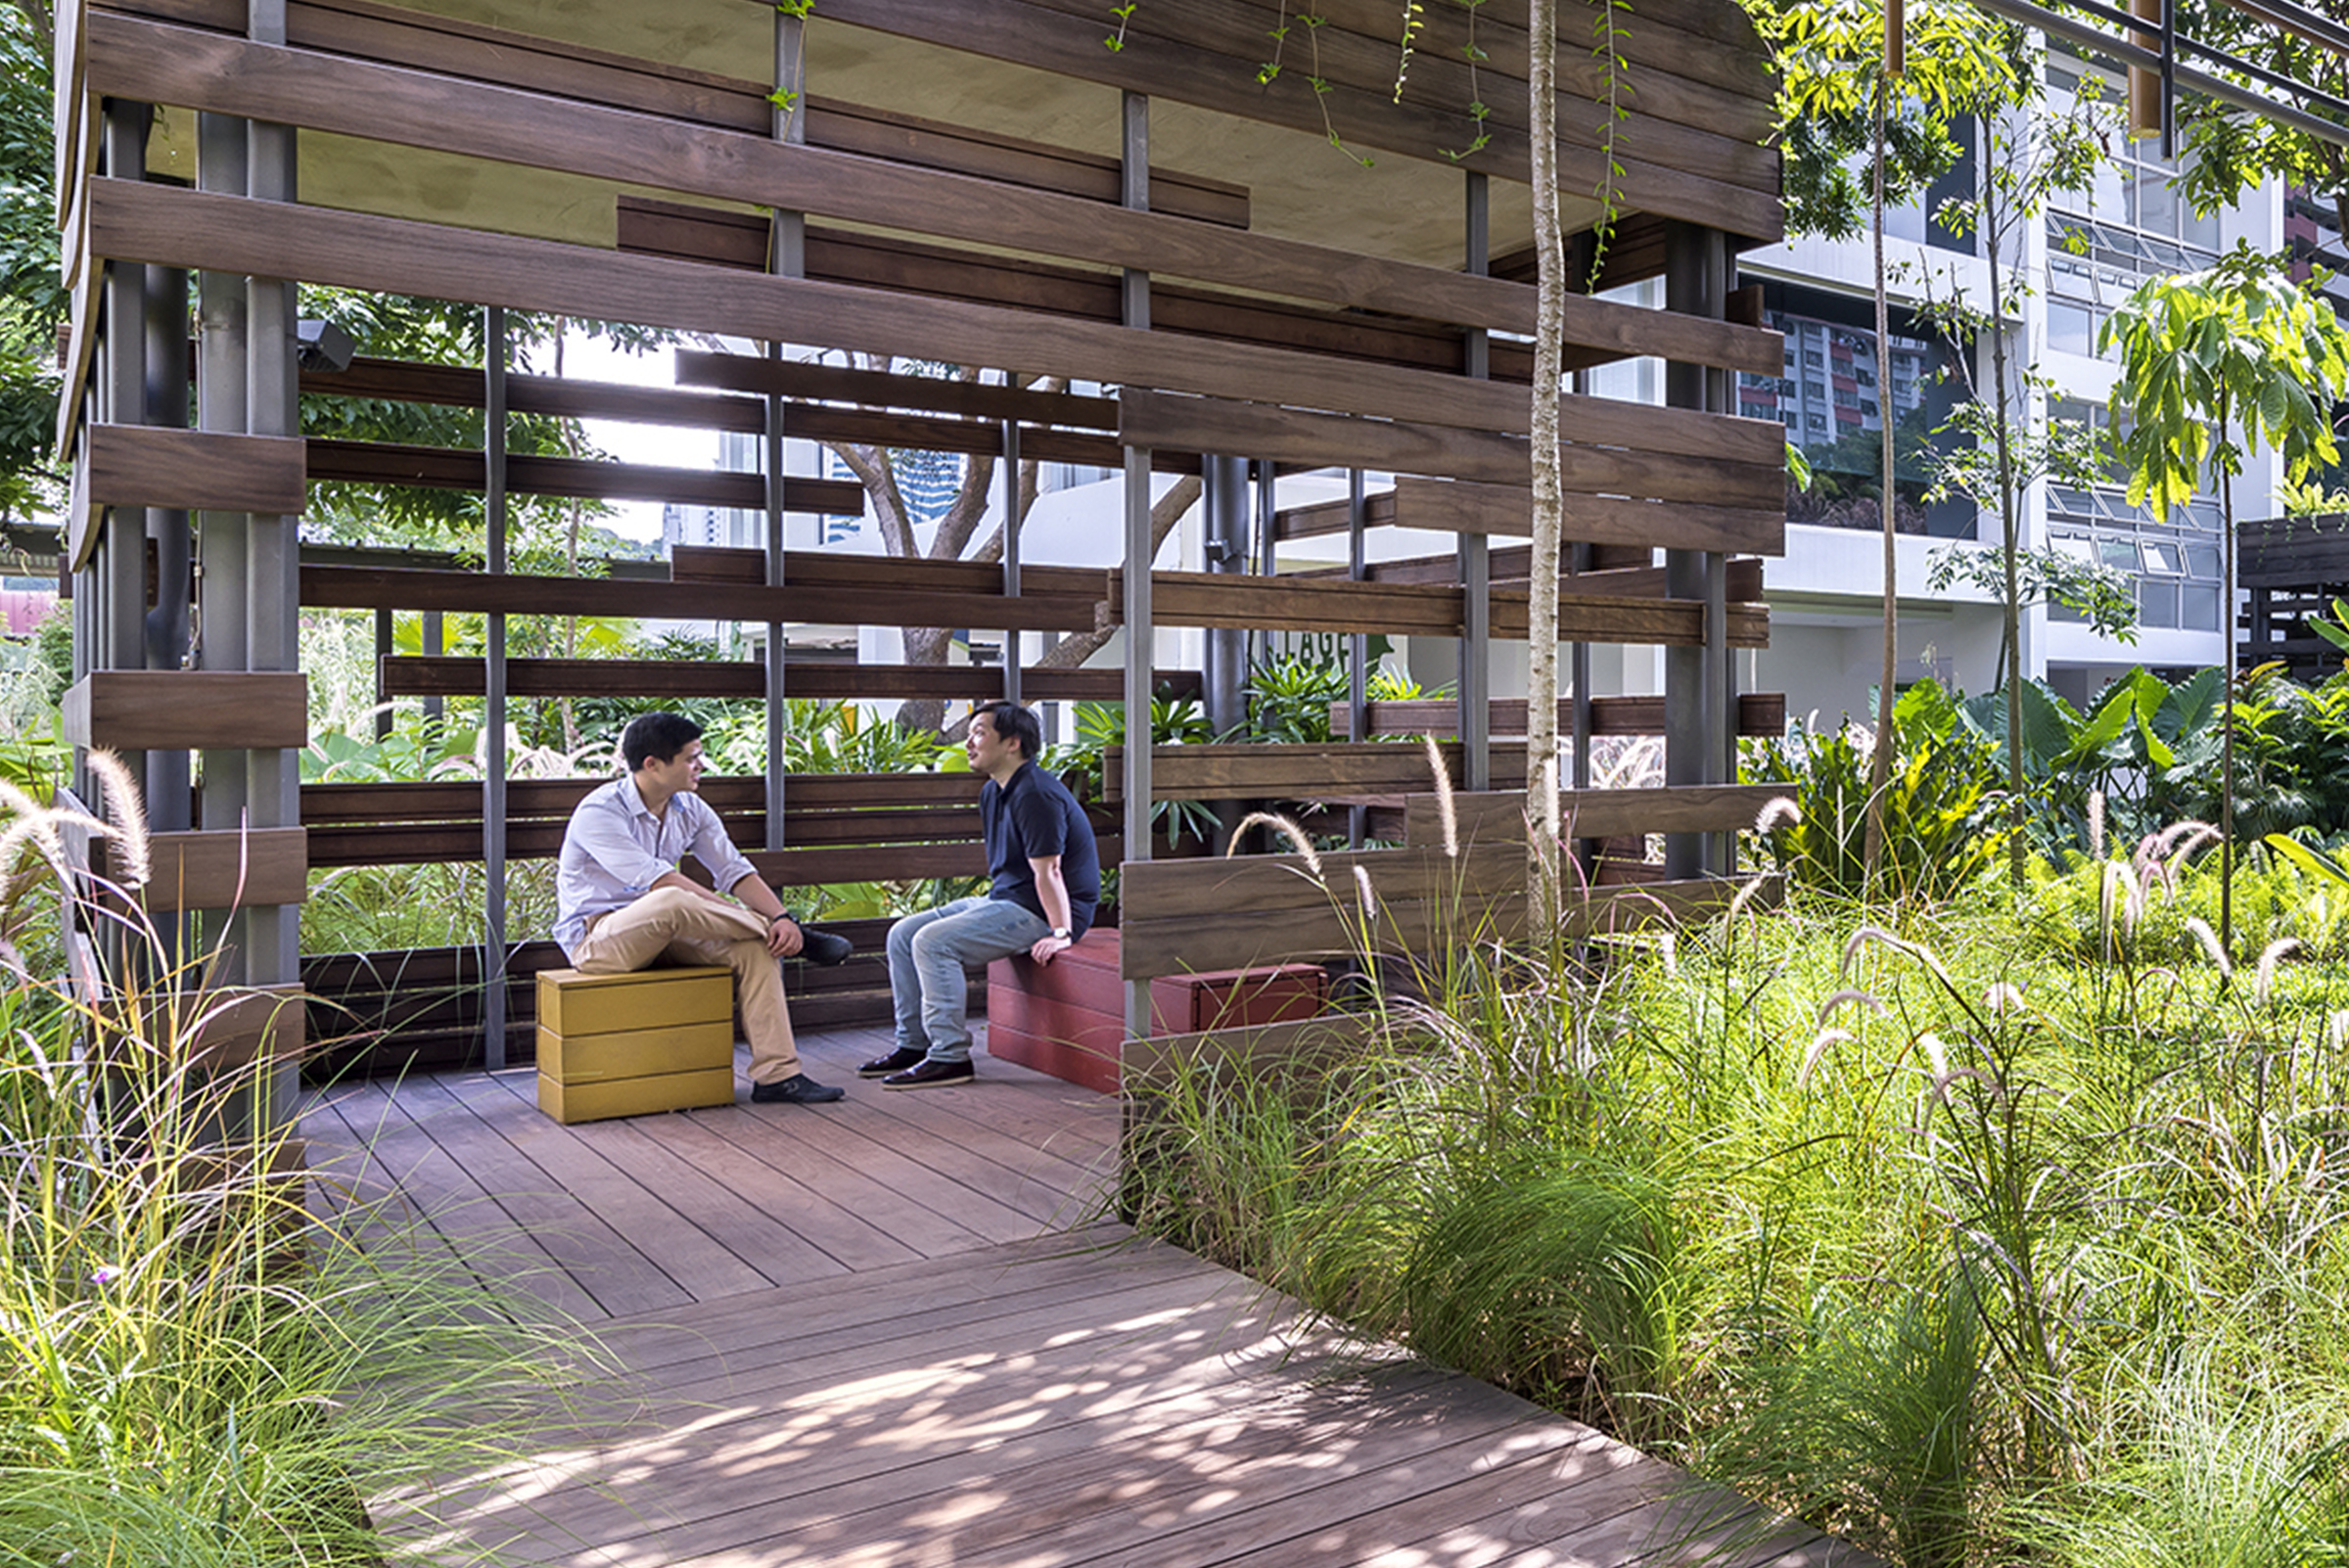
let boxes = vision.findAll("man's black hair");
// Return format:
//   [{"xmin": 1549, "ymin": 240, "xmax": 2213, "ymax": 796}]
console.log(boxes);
[
  {"xmin": 622, "ymin": 712, "xmax": 705, "ymax": 771},
  {"xmin": 971, "ymin": 700, "xmax": 1041, "ymax": 761}
]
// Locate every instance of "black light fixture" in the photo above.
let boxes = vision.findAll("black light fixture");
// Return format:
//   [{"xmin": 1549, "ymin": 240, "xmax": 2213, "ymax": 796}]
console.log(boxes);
[{"xmin": 295, "ymin": 317, "xmax": 355, "ymax": 374}]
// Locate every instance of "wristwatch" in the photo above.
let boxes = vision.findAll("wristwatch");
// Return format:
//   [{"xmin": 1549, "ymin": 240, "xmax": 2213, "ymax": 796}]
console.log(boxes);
[{"xmin": 1050, "ymin": 926, "xmax": 1072, "ymax": 941}]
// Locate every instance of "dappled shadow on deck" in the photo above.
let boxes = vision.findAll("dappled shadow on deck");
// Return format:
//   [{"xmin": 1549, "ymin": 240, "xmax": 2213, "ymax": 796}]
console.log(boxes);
[{"xmin": 299, "ymin": 1027, "xmax": 1861, "ymax": 1568}]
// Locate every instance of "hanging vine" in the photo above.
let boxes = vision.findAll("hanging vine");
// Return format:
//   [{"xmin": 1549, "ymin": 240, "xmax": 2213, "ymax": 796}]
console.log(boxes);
[
  {"xmin": 767, "ymin": 0, "xmax": 814, "ymax": 134},
  {"xmin": 1586, "ymin": 0, "xmax": 1632, "ymax": 287}
]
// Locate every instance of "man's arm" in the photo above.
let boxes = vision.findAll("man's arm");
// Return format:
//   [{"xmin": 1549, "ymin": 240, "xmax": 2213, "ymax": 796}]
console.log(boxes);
[
  {"xmin": 725, "ymin": 870, "xmax": 805, "ymax": 958},
  {"xmin": 680, "ymin": 796, "xmax": 804, "ymax": 956},
  {"xmin": 1028, "ymin": 853, "xmax": 1074, "ymax": 965}
]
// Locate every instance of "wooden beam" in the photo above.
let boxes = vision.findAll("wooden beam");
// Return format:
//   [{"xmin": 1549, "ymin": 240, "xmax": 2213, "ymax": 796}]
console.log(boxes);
[
  {"xmin": 104, "ymin": 826, "xmax": 310, "ymax": 912},
  {"xmin": 377, "ymin": 655, "xmax": 1170, "ymax": 703},
  {"xmin": 299, "ymin": 565, "xmax": 1104, "ymax": 632},
  {"xmin": 83, "ymin": 179, "xmax": 1610, "ymax": 438},
  {"xmin": 304, "ymin": 438, "xmax": 861, "ymax": 513},
  {"xmin": 132, "ymin": 985, "xmax": 307, "ymax": 1073},
  {"xmin": 1333, "ymin": 692, "xmax": 1787, "ymax": 739},
  {"xmin": 674, "ymin": 351, "xmax": 1118, "ymax": 427},
  {"xmin": 1117, "ymin": 864, "xmax": 1773, "ymax": 978},
  {"xmin": 1101, "ymin": 741, "xmax": 1531, "ymax": 803},
  {"xmin": 73, "ymin": 425, "xmax": 306, "ymax": 569},
  {"xmin": 1384, "ymin": 478, "xmax": 1787, "ymax": 556},
  {"xmin": 1402, "ymin": 783, "xmax": 1788, "ymax": 847},
  {"xmin": 1116, "ymin": 391, "xmax": 1783, "ymax": 506},
  {"xmin": 62, "ymin": 670, "xmax": 309, "ymax": 751}
]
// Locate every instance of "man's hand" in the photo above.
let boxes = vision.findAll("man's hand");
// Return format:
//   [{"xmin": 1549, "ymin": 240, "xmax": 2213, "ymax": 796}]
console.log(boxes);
[
  {"xmin": 1029, "ymin": 933, "xmax": 1073, "ymax": 965},
  {"xmin": 766, "ymin": 913, "xmax": 806, "ymax": 959}
]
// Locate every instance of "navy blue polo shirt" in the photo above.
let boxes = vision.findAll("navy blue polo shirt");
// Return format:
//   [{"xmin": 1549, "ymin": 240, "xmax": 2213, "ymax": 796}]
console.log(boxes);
[{"xmin": 980, "ymin": 761, "xmax": 1101, "ymax": 937}]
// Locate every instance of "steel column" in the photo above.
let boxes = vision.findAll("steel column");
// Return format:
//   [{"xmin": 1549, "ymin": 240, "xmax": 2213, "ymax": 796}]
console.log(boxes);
[
  {"xmin": 1459, "ymin": 171, "xmax": 1492, "ymax": 792},
  {"xmin": 1002, "ymin": 415, "xmax": 1023, "ymax": 704},
  {"xmin": 1348, "ymin": 469, "xmax": 1368, "ymax": 848},
  {"xmin": 1662, "ymin": 222, "xmax": 1728, "ymax": 878},
  {"xmin": 483, "ymin": 306, "xmax": 510, "ymax": 1071},
  {"xmin": 765, "ymin": 7, "xmax": 808, "ymax": 852},
  {"xmin": 1121, "ymin": 89, "xmax": 1153, "ymax": 1043},
  {"xmin": 196, "ymin": 109, "xmax": 249, "ymax": 852}
]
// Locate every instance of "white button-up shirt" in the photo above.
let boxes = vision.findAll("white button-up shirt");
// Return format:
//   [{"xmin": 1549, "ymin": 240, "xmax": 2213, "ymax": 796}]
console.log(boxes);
[{"xmin": 554, "ymin": 775, "xmax": 758, "ymax": 956}]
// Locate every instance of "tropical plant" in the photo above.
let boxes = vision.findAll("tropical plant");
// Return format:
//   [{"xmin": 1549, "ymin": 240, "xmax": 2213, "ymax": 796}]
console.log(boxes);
[
  {"xmin": 1745, "ymin": 681, "xmax": 2004, "ymax": 899},
  {"xmin": 2103, "ymin": 244, "xmax": 2349, "ymax": 947},
  {"xmin": 0, "ymin": 761, "xmax": 600, "ymax": 1563}
]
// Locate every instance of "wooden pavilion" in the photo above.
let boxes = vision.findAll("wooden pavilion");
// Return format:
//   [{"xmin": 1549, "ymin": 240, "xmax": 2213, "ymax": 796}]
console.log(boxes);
[{"xmin": 52, "ymin": 0, "xmax": 1788, "ymax": 1076}]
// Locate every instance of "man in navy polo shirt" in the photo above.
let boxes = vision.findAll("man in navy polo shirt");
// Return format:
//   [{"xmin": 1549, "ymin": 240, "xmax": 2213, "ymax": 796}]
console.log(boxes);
[{"xmin": 865, "ymin": 700, "xmax": 1100, "ymax": 1088}]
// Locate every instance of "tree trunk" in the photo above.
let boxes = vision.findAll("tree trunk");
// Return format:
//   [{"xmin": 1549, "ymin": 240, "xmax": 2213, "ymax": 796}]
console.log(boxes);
[
  {"xmin": 1863, "ymin": 70, "xmax": 1897, "ymax": 892},
  {"xmin": 1525, "ymin": 0, "xmax": 1566, "ymax": 936},
  {"xmin": 1983, "ymin": 151, "xmax": 2025, "ymax": 889}
]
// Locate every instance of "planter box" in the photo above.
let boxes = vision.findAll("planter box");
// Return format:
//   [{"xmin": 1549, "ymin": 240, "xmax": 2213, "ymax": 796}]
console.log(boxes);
[{"xmin": 987, "ymin": 929, "xmax": 1325, "ymax": 1093}]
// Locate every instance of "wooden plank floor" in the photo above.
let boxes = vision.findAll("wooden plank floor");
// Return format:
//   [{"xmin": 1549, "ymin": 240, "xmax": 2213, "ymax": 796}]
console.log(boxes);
[{"xmin": 301, "ymin": 1024, "xmax": 1863, "ymax": 1568}]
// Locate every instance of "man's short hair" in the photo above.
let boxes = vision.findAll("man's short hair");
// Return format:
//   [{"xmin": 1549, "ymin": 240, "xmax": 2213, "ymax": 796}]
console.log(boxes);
[
  {"xmin": 622, "ymin": 712, "xmax": 704, "ymax": 771},
  {"xmin": 972, "ymin": 700, "xmax": 1041, "ymax": 761}
]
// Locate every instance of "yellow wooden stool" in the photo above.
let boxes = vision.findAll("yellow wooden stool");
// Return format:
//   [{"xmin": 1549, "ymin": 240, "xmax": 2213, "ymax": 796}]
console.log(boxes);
[{"xmin": 535, "ymin": 966, "xmax": 737, "ymax": 1124}]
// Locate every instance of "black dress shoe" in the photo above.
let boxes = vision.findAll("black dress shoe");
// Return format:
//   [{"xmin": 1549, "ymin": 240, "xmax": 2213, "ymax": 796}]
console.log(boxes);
[
  {"xmin": 750, "ymin": 1073, "xmax": 846, "ymax": 1104},
  {"xmin": 857, "ymin": 1046, "xmax": 927, "ymax": 1078},
  {"xmin": 881, "ymin": 1058, "xmax": 975, "ymax": 1090},
  {"xmin": 794, "ymin": 923, "xmax": 856, "ymax": 967}
]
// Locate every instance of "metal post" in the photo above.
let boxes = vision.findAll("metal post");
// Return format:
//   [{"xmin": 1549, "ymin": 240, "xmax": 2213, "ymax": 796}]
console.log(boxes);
[
  {"xmin": 766, "ymin": 7, "xmax": 807, "ymax": 852},
  {"xmin": 1459, "ymin": 170, "xmax": 1492, "ymax": 792},
  {"xmin": 1203, "ymin": 453, "xmax": 1247, "ymax": 853},
  {"xmin": 143, "ymin": 263, "xmax": 192, "ymax": 849},
  {"xmin": 421, "ymin": 609, "xmax": 443, "ymax": 725},
  {"xmin": 1120, "ymin": 89, "xmax": 1152, "ymax": 1044},
  {"xmin": 1348, "ymin": 469, "xmax": 1368, "ymax": 848},
  {"xmin": 1662, "ymin": 221, "xmax": 1727, "ymax": 878},
  {"xmin": 483, "ymin": 306, "xmax": 510, "ymax": 1070},
  {"xmin": 1002, "ymin": 414, "xmax": 1022, "ymax": 704},
  {"xmin": 196, "ymin": 110, "xmax": 249, "ymax": 857}
]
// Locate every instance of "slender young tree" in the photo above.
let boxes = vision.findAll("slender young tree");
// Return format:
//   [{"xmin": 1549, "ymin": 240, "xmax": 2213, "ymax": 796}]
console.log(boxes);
[
  {"xmin": 1524, "ymin": 0, "xmax": 1566, "ymax": 934},
  {"xmin": 2103, "ymin": 246, "xmax": 2349, "ymax": 950}
]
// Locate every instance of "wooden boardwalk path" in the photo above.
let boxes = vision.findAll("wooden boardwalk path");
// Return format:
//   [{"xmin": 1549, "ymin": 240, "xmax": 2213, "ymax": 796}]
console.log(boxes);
[{"xmin": 301, "ymin": 1024, "xmax": 1858, "ymax": 1567}]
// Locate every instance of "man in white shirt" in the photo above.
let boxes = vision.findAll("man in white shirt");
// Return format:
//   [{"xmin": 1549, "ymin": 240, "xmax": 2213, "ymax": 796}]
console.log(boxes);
[{"xmin": 555, "ymin": 712, "xmax": 847, "ymax": 1105}]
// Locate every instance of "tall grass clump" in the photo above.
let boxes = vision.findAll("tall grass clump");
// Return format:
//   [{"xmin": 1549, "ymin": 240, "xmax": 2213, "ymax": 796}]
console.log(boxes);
[
  {"xmin": 1116, "ymin": 810, "xmax": 2349, "ymax": 1568},
  {"xmin": 1, "ymin": 765, "xmax": 604, "ymax": 1565}
]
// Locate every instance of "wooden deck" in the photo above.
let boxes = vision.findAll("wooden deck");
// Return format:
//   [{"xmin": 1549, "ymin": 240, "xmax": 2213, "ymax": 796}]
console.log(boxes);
[{"xmin": 300, "ymin": 1024, "xmax": 1858, "ymax": 1567}]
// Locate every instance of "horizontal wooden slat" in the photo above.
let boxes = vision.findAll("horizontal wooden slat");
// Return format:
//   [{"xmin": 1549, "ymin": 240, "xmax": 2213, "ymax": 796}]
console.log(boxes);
[
  {"xmin": 304, "ymin": 439, "xmax": 862, "ymax": 514},
  {"xmin": 1109, "ymin": 570, "xmax": 1768, "ymax": 648},
  {"xmin": 1118, "ymin": 865, "xmax": 1773, "ymax": 978},
  {"xmin": 1387, "ymin": 479, "xmax": 1787, "ymax": 556},
  {"xmin": 83, "ymin": 179, "xmax": 1549, "ymax": 438},
  {"xmin": 299, "ymin": 565, "xmax": 1103, "ymax": 632},
  {"xmin": 1332, "ymin": 693, "xmax": 1787, "ymax": 739},
  {"xmin": 103, "ymin": 826, "xmax": 309, "ymax": 911},
  {"xmin": 377, "ymin": 655, "xmax": 1173, "ymax": 703},
  {"xmin": 63, "ymin": 670, "xmax": 309, "ymax": 751},
  {"xmin": 674, "ymin": 352, "xmax": 1119, "ymax": 428},
  {"xmin": 133, "ymin": 985, "xmax": 306, "ymax": 1073},
  {"xmin": 1102, "ymin": 742, "xmax": 1529, "ymax": 804},
  {"xmin": 1324, "ymin": 553, "xmax": 1765, "ymax": 599},
  {"xmin": 74, "ymin": 425, "xmax": 306, "ymax": 569},
  {"xmin": 1402, "ymin": 784, "xmax": 1788, "ymax": 847},
  {"xmin": 1117, "ymin": 392, "xmax": 1784, "ymax": 507}
]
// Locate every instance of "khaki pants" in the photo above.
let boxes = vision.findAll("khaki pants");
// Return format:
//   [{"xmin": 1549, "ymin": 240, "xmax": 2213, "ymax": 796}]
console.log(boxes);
[{"xmin": 572, "ymin": 887, "xmax": 801, "ymax": 1084}]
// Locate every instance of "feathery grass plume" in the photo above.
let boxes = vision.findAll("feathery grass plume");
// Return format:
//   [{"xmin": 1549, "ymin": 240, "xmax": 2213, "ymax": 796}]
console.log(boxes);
[
  {"xmin": 1352, "ymin": 863, "xmax": 1377, "ymax": 916},
  {"xmin": 2184, "ymin": 916, "xmax": 2233, "ymax": 976},
  {"xmin": 1984, "ymin": 982, "xmax": 2025, "ymax": 1014},
  {"xmin": 2100, "ymin": 859, "xmax": 2143, "ymax": 943},
  {"xmin": 1226, "ymin": 809, "xmax": 1322, "ymax": 878},
  {"xmin": 1918, "ymin": 1031, "xmax": 1950, "ymax": 1080},
  {"xmin": 1655, "ymin": 930, "xmax": 1679, "ymax": 979},
  {"xmin": 2158, "ymin": 820, "xmax": 2222, "ymax": 888},
  {"xmin": 1798, "ymin": 1028, "xmax": 1853, "ymax": 1088},
  {"xmin": 2089, "ymin": 788, "xmax": 2105, "ymax": 861},
  {"xmin": 1725, "ymin": 871, "xmax": 1772, "ymax": 924},
  {"xmin": 1840, "ymin": 925, "xmax": 1895, "ymax": 980},
  {"xmin": 85, "ymin": 748, "xmax": 152, "ymax": 889},
  {"xmin": 1818, "ymin": 988, "xmax": 1886, "ymax": 1023},
  {"xmin": 1752, "ymin": 795, "xmax": 1801, "ymax": 834},
  {"xmin": 2329, "ymin": 1009, "xmax": 2349, "ymax": 1049},
  {"xmin": 2254, "ymin": 938, "xmax": 2302, "ymax": 1004},
  {"xmin": 1422, "ymin": 733, "xmax": 1458, "ymax": 857}
]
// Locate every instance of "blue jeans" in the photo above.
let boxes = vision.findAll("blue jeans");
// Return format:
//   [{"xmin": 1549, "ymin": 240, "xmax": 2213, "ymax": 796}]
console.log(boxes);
[{"xmin": 887, "ymin": 896, "xmax": 1050, "ymax": 1064}]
